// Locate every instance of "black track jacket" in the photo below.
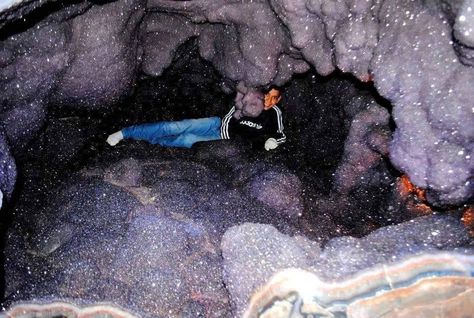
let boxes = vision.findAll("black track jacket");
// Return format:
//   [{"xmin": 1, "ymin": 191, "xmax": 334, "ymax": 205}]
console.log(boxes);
[{"xmin": 220, "ymin": 105, "xmax": 286, "ymax": 146}]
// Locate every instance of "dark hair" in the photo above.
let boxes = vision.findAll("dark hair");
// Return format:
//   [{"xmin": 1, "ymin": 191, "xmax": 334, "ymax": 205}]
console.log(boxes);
[{"xmin": 266, "ymin": 85, "xmax": 283, "ymax": 94}]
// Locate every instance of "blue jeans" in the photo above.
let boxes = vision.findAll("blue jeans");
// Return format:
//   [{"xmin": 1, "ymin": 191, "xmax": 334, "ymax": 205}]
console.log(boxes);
[{"xmin": 122, "ymin": 117, "xmax": 222, "ymax": 148}]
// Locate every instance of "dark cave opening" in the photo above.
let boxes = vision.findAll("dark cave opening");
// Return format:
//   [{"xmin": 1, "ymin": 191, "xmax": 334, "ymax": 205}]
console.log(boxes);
[
  {"xmin": 1, "ymin": 61, "xmax": 404, "ymax": 309},
  {"xmin": 3, "ymin": 36, "xmax": 405, "ymax": 251},
  {"xmin": 3, "ymin": 53, "xmax": 470, "ymax": 311}
]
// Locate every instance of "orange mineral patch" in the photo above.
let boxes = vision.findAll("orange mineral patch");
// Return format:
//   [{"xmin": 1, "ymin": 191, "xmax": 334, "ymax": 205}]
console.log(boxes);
[
  {"xmin": 400, "ymin": 174, "xmax": 427, "ymax": 201},
  {"xmin": 461, "ymin": 207, "xmax": 474, "ymax": 236},
  {"xmin": 397, "ymin": 175, "xmax": 432, "ymax": 216}
]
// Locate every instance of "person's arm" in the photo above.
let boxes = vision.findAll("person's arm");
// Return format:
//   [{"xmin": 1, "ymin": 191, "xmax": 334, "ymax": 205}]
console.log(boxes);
[
  {"xmin": 264, "ymin": 106, "xmax": 286, "ymax": 150},
  {"xmin": 273, "ymin": 105, "xmax": 286, "ymax": 145},
  {"xmin": 220, "ymin": 106, "xmax": 236, "ymax": 139}
]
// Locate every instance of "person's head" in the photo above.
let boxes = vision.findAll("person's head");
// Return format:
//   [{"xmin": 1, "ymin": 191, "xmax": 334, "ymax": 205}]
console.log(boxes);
[{"xmin": 264, "ymin": 88, "xmax": 282, "ymax": 110}]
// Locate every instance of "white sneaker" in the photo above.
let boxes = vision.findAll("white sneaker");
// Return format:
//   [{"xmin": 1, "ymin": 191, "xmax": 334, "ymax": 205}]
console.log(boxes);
[{"xmin": 106, "ymin": 131, "xmax": 124, "ymax": 146}]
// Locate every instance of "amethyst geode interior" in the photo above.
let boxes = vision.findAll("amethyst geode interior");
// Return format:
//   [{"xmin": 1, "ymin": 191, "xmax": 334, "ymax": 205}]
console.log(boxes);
[{"xmin": 0, "ymin": 0, "xmax": 473, "ymax": 317}]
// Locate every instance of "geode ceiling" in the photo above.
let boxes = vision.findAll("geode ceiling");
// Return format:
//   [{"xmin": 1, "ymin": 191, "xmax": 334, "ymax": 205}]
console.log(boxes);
[{"xmin": 0, "ymin": 0, "xmax": 472, "ymax": 208}]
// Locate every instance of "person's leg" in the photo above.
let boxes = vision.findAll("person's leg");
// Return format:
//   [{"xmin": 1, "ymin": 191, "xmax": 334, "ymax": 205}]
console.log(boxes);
[
  {"xmin": 122, "ymin": 117, "xmax": 221, "ymax": 144},
  {"xmin": 156, "ymin": 132, "xmax": 221, "ymax": 148},
  {"xmin": 155, "ymin": 117, "xmax": 222, "ymax": 148},
  {"xmin": 122, "ymin": 121, "xmax": 186, "ymax": 143},
  {"xmin": 175, "ymin": 117, "xmax": 222, "ymax": 135}
]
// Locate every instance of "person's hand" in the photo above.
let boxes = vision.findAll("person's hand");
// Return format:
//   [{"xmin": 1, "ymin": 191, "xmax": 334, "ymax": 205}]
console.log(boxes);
[
  {"xmin": 106, "ymin": 131, "xmax": 123, "ymax": 146},
  {"xmin": 264, "ymin": 138, "xmax": 278, "ymax": 151}
]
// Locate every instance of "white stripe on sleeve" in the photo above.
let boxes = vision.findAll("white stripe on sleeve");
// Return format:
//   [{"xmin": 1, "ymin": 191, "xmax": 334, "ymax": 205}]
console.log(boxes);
[
  {"xmin": 273, "ymin": 106, "xmax": 286, "ymax": 144},
  {"xmin": 273, "ymin": 106, "xmax": 284, "ymax": 133},
  {"xmin": 221, "ymin": 106, "xmax": 235, "ymax": 139}
]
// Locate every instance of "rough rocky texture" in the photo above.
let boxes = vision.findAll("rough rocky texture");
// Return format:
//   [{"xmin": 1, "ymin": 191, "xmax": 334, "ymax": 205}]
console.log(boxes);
[
  {"xmin": 371, "ymin": 0, "xmax": 473, "ymax": 206},
  {"xmin": 246, "ymin": 170, "xmax": 304, "ymax": 218},
  {"xmin": 6, "ymin": 302, "xmax": 138, "ymax": 318},
  {"xmin": 5, "ymin": 174, "xmax": 230, "ymax": 317},
  {"xmin": 453, "ymin": 0, "xmax": 474, "ymax": 66},
  {"xmin": 0, "ymin": 0, "xmax": 27, "ymax": 15},
  {"xmin": 146, "ymin": 0, "xmax": 310, "ymax": 86},
  {"xmin": 50, "ymin": 0, "xmax": 145, "ymax": 110},
  {"xmin": 222, "ymin": 216, "xmax": 472, "ymax": 316},
  {"xmin": 314, "ymin": 214, "xmax": 472, "ymax": 280},
  {"xmin": 1, "ymin": 0, "xmax": 144, "ymax": 123},
  {"xmin": 0, "ymin": 1, "xmax": 90, "ymax": 152},
  {"xmin": 233, "ymin": 83, "xmax": 264, "ymax": 119},
  {"xmin": 4, "ymin": 141, "xmax": 308, "ymax": 316},
  {"xmin": 0, "ymin": 126, "xmax": 16, "ymax": 203},
  {"xmin": 318, "ymin": 96, "xmax": 395, "ymax": 235},
  {"xmin": 278, "ymin": 0, "xmax": 473, "ymax": 206},
  {"xmin": 243, "ymin": 253, "xmax": 474, "ymax": 318},
  {"xmin": 334, "ymin": 102, "xmax": 391, "ymax": 193},
  {"xmin": 140, "ymin": 13, "xmax": 199, "ymax": 77},
  {"xmin": 280, "ymin": 74, "xmax": 353, "ymax": 190},
  {"xmin": 4, "ymin": 134, "xmax": 473, "ymax": 316},
  {"xmin": 6, "ymin": 253, "xmax": 474, "ymax": 318},
  {"xmin": 221, "ymin": 223, "xmax": 321, "ymax": 317},
  {"xmin": 1, "ymin": 0, "xmax": 473, "ymax": 205},
  {"xmin": 279, "ymin": 74, "xmax": 397, "ymax": 237},
  {"xmin": 1, "ymin": 0, "xmax": 474, "ymax": 316},
  {"xmin": 125, "ymin": 38, "xmax": 231, "ymax": 124}
]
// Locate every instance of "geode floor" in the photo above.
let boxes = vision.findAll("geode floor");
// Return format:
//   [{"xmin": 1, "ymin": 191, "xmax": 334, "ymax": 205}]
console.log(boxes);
[{"xmin": 3, "ymin": 136, "xmax": 472, "ymax": 317}]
